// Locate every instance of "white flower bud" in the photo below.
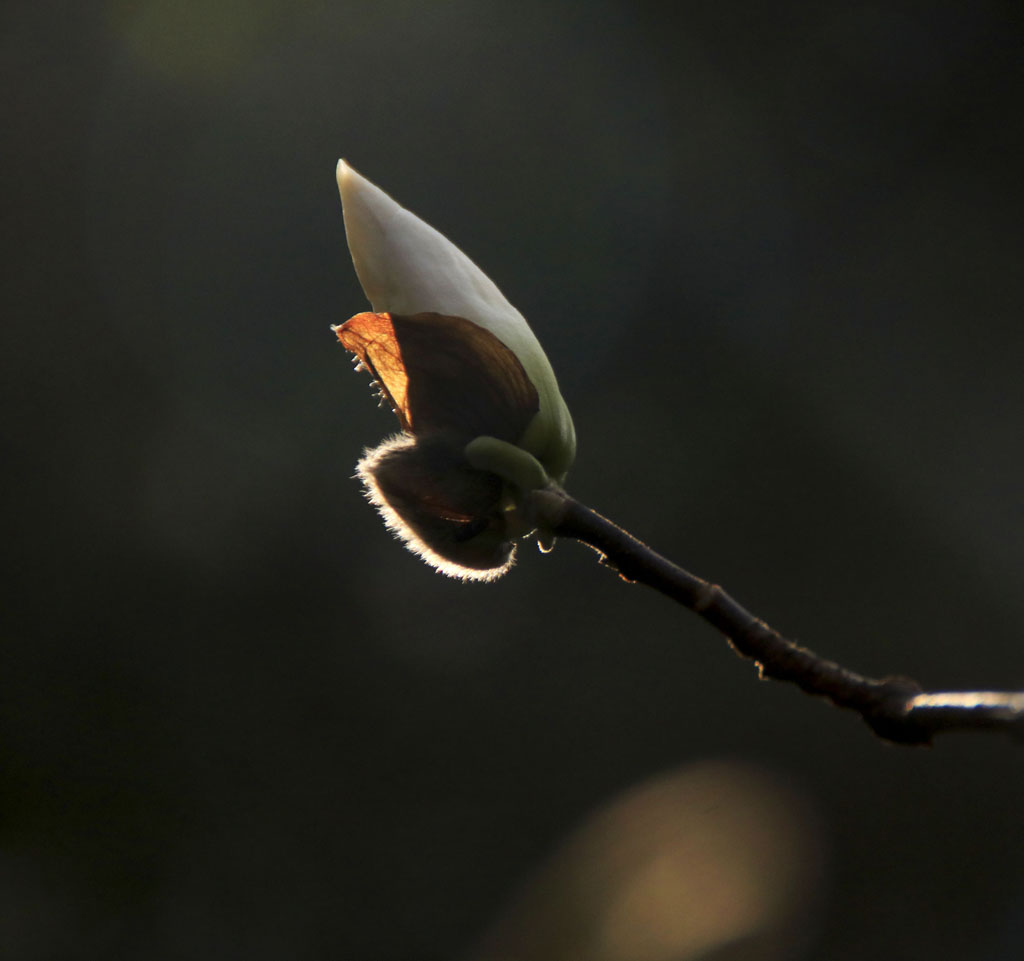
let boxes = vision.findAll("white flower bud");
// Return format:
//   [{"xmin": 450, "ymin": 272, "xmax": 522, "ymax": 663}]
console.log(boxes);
[
  {"xmin": 337, "ymin": 161, "xmax": 575, "ymax": 481},
  {"xmin": 334, "ymin": 162, "xmax": 576, "ymax": 579}
]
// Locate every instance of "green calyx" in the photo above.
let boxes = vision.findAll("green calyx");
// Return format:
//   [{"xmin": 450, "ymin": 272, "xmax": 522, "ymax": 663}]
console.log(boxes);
[{"xmin": 464, "ymin": 436, "xmax": 550, "ymax": 494}]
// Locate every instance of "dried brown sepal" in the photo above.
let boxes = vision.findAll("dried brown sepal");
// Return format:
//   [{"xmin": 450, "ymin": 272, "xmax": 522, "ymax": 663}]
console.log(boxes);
[
  {"xmin": 358, "ymin": 432, "xmax": 516, "ymax": 580},
  {"xmin": 335, "ymin": 312, "xmax": 539, "ymax": 442}
]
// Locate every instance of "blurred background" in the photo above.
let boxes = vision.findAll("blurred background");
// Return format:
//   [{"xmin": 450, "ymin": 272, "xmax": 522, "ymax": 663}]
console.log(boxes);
[{"xmin": 3, "ymin": 0, "xmax": 1024, "ymax": 957}]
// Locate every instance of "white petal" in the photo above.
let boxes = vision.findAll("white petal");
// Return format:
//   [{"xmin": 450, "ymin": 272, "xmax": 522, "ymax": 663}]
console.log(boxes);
[{"xmin": 337, "ymin": 160, "xmax": 575, "ymax": 481}]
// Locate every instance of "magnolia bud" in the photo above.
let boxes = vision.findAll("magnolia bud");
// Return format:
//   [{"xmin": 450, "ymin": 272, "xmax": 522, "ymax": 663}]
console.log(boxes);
[{"xmin": 334, "ymin": 162, "xmax": 575, "ymax": 580}]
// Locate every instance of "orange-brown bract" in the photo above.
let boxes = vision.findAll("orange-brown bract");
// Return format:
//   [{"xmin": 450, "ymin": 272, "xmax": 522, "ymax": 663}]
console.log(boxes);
[{"xmin": 335, "ymin": 311, "xmax": 541, "ymax": 580}]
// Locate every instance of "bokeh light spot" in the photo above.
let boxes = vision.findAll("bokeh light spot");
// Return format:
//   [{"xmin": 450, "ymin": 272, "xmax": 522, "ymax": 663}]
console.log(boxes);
[{"xmin": 470, "ymin": 760, "xmax": 826, "ymax": 961}]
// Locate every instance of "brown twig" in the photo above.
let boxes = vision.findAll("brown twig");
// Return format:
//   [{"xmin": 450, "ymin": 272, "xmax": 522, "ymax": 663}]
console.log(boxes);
[{"xmin": 529, "ymin": 486, "xmax": 1024, "ymax": 745}]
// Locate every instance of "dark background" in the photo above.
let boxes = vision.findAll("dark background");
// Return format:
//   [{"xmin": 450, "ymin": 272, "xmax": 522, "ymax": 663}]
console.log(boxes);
[{"xmin": 4, "ymin": 1, "xmax": 1024, "ymax": 958}]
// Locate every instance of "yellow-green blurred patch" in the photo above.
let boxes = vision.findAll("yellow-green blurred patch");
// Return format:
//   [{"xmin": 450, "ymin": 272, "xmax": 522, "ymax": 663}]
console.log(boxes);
[{"xmin": 105, "ymin": 0, "xmax": 323, "ymax": 85}]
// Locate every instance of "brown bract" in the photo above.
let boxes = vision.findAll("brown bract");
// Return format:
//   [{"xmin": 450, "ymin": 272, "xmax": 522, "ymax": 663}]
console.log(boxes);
[{"xmin": 335, "ymin": 311, "xmax": 539, "ymax": 442}]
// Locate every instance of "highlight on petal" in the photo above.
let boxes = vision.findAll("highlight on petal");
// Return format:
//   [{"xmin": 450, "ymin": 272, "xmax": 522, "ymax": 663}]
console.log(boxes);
[
  {"xmin": 357, "ymin": 432, "xmax": 516, "ymax": 581},
  {"xmin": 337, "ymin": 160, "xmax": 575, "ymax": 484}
]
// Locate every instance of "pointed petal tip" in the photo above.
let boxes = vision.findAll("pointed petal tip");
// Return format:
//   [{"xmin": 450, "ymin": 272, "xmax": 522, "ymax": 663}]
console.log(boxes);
[
  {"xmin": 336, "ymin": 159, "xmax": 380, "ymax": 217},
  {"xmin": 335, "ymin": 159, "xmax": 349, "ymax": 200}
]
